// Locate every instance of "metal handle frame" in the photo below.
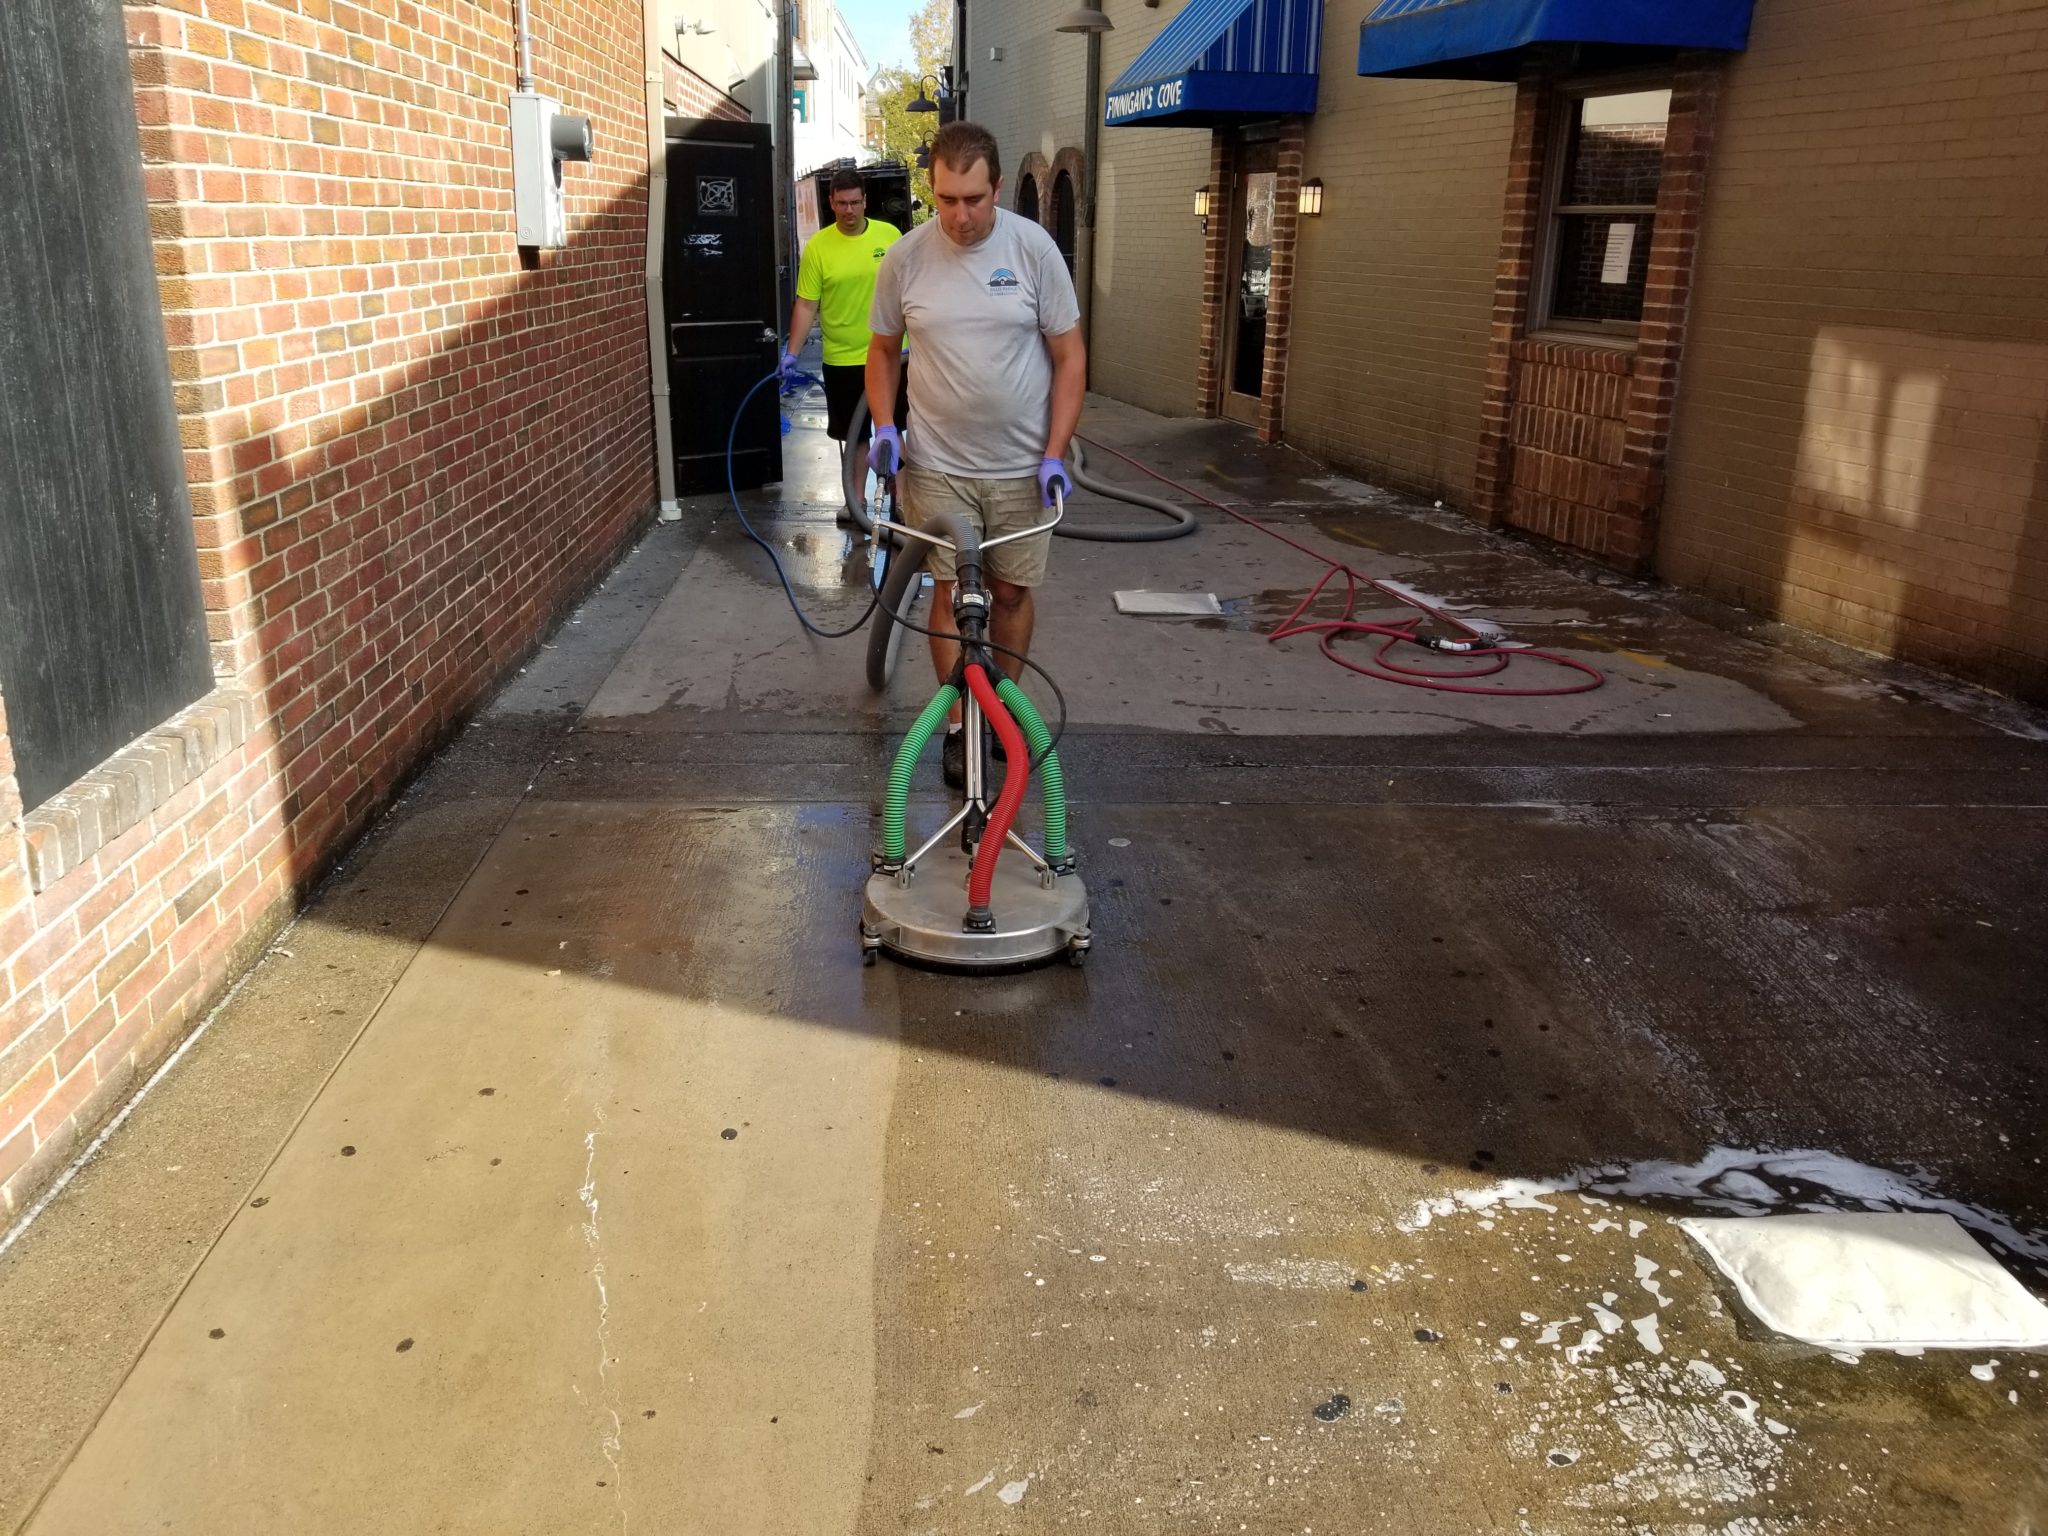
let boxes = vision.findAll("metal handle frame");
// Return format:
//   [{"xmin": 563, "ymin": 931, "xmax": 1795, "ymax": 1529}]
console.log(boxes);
[
  {"xmin": 870, "ymin": 485, "xmax": 1066, "ymax": 556},
  {"xmin": 876, "ymin": 486, "xmax": 1068, "ymax": 886}
]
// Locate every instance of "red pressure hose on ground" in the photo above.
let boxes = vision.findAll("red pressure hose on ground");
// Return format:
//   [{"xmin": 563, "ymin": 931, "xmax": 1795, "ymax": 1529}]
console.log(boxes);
[
  {"xmin": 1073, "ymin": 435, "xmax": 1605, "ymax": 697},
  {"xmin": 963, "ymin": 663, "xmax": 1034, "ymax": 918}
]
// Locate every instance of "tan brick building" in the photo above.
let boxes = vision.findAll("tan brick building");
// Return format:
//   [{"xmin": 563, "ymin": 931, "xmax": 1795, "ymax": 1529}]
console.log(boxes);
[{"xmin": 963, "ymin": 0, "xmax": 2048, "ymax": 701}]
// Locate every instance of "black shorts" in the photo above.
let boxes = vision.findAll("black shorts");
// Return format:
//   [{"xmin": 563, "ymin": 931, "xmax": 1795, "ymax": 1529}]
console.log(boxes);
[{"xmin": 822, "ymin": 361, "xmax": 908, "ymax": 442}]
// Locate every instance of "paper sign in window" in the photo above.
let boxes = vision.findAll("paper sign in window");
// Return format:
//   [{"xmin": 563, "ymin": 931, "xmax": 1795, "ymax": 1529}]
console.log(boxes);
[{"xmin": 1600, "ymin": 222, "xmax": 1636, "ymax": 285}]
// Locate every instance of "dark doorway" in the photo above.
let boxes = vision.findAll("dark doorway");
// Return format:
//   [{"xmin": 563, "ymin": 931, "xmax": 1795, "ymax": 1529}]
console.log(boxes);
[
  {"xmin": 811, "ymin": 162, "xmax": 913, "ymax": 238},
  {"xmin": 1016, "ymin": 172, "xmax": 1040, "ymax": 225},
  {"xmin": 0, "ymin": 0, "xmax": 213, "ymax": 811},
  {"xmin": 1224, "ymin": 137, "xmax": 1278, "ymax": 423},
  {"xmin": 1050, "ymin": 169, "xmax": 1076, "ymax": 272},
  {"xmin": 665, "ymin": 117, "xmax": 783, "ymax": 494}
]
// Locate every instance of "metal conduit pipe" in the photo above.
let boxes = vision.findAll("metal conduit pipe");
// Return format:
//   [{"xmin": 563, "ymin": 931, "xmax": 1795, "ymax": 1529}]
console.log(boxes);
[
  {"xmin": 513, "ymin": 0, "xmax": 536, "ymax": 91},
  {"xmin": 641, "ymin": 0, "xmax": 679, "ymax": 519}
]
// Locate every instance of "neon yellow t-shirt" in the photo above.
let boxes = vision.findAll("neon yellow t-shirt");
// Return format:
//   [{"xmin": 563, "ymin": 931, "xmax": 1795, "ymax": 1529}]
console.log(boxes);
[{"xmin": 796, "ymin": 218, "xmax": 902, "ymax": 366}]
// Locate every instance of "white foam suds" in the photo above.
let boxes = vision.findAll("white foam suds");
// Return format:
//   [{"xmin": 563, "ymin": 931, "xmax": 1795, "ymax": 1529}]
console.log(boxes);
[
  {"xmin": 1971, "ymin": 1361, "xmax": 1998, "ymax": 1382},
  {"xmin": 1589, "ymin": 1304, "xmax": 1623, "ymax": 1336},
  {"xmin": 1400, "ymin": 1148, "xmax": 2048, "ymax": 1268},
  {"xmin": 963, "ymin": 1472, "xmax": 995, "ymax": 1497},
  {"xmin": 1635, "ymin": 1253, "xmax": 1671, "ymax": 1309},
  {"xmin": 1631, "ymin": 1314, "xmax": 1665, "ymax": 1356},
  {"xmin": 1565, "ymin": 1329, "xmax": 1607, "ymax": 1365},
  {"xmin": 997, "ymin": 1480, "xmax": 1030, "ymax": 1505},
  {"xmin": 1685, "ymin": 1358, "xmax": 1727, "ymax": 1389},
  {"xmin": 1560, "ymin": 1361, "xmax": 1792, "ymax": 1512}
]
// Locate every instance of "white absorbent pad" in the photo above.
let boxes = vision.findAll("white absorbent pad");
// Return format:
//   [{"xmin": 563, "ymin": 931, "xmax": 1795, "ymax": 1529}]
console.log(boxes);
[
  {"xmin": 1114, "ymin": 590, "xmax": 1221, "ymax": 617},
  {"xmin": 1679, "ymin": 1212, "xmax": 2048, "ymax": 1351}
]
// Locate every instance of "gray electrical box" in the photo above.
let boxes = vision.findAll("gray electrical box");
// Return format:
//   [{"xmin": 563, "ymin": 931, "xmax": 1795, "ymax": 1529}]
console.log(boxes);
[{"xmin": 509, "ymin": 90, "xmax": 593, "ymax": 248}]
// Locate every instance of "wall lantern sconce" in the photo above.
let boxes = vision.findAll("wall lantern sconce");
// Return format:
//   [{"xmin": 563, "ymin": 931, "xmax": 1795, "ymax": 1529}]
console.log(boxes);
[
  {"xmin": 1194, "ymin": 184, "xmax": 1211, "ymax": 232},
  {"xmin": 1300, "ymin": 177, "xmax": 1324, "ymax": 217},
  {"xmin": 907, "ymin": 74, "xmax": 941, "ymax": 113},
  {"xmin": 1054, "ymin": 5, "xmax": 1114, "ymax": 32},
  {"xmin": 915, "ymin": 141, "xmax": 932, "ymax": 170}
]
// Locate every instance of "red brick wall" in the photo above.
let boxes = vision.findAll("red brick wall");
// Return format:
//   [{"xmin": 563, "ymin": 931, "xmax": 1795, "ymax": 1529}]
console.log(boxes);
[
  {"xmin": 663, "ymin": 48, "xmax": 748, "ymax": 121},
  {"xmin": 1195, "ymin": 133, "xmax": 1234, "ymax": 418},
  {"xmin": 1256, "ymin": 117, "xmax": 1306, "ymax": 445},
  {"xmin": 0, "ymin": 0, "xmax": 656, "ymax": 1221},
  {"xmin": 1503, "ymin": 339, "xmax": 1631, "ymax": 550}
]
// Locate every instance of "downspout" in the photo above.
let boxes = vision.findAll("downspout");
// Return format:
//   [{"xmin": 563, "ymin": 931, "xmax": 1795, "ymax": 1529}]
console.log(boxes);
[
  {"xmin": 642, "ymin": 0, "xmax": 679, "ymax": 519},
  {"xmin": 1076, "ymin": 26, "xmax": 1102, "ymax": 368},
  {"xmin": 775, "ymin": 0, "xmax": 796, "ymax": 323}
]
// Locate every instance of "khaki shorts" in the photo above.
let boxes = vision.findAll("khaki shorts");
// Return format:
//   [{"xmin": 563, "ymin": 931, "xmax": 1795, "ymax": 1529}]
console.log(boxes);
[{"xmin": 901, "ymin": 465, "xmax": 1051, "ymax": 587}]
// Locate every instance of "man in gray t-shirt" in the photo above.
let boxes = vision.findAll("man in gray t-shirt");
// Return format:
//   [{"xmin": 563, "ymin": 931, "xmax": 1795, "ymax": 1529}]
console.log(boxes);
[{"xmin": 866, "ymin": 120, "xmax": 1085, "ymax": 789}]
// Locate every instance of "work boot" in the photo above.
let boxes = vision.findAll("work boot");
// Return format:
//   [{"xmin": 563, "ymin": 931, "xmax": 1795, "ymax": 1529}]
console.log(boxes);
[{"xmin": 941, "ymin": 728, "xmax": 1006, "ymax": 795}]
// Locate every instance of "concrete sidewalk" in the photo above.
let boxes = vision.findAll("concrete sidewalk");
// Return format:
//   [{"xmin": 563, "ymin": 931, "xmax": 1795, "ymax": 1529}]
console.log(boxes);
[{"xmin": 3, "ymin": 392, "xmax": 2045, "ymax": 1534}]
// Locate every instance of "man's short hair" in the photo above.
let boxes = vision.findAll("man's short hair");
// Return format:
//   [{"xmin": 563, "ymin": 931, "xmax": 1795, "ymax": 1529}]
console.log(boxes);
[
  {"xmin": 929, "ymin": 121, "xmax": 1001, "ymax": 185},
  {"xmin": 828, "ymin": 167, "xmax": 865, "ymax": 196}
]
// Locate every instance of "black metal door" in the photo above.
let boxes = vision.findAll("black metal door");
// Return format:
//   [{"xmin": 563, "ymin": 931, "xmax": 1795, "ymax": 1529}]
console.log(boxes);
[
  {"xmin": 665, "ymin": 118, "xmax": 782, "ymax": 495},
  {"xmin": 0, "ymin": 0, "xmax": 212, "ymax": 811}
]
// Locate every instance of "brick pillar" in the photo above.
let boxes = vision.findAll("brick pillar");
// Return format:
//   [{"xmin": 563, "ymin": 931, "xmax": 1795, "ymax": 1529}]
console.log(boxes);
[
  {"xmin": 1472, "ymin": 60, "xmax": 1553, "ymax": 528},
  {"xmin": 1611, "ymin": 54, "xmax": 1721, "ymax": 568},
  {"xmin": 1195, "ymin": 131, "xmax": 1234, "ymax": 419},
  {"xmin": 1257, "ymin": 115, "xmax": 1306, "ymax": 445}
]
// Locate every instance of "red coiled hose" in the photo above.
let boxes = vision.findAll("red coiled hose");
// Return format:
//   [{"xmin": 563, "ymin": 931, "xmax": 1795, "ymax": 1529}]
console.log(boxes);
[
  {"xmin": 963, "ymin": 662, "xmax": 1033, "ymax": 911},
  {"xmin": 1075, "ymin": 435, "xmax": 1605, "ymax": 697}
]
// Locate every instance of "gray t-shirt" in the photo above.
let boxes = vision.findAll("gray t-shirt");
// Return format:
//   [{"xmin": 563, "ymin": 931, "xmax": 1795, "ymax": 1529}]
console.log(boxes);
[{"xmin": 868, "ymin": 209, "xmax": 1081, "ymax": 478}]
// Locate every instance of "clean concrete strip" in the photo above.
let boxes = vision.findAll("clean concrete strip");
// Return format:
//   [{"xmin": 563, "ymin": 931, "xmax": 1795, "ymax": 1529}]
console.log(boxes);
[
  {"xmin": 0, "ymin": 523, "xmax": 699, "ymax": 1534},
  {"xmin": 25, "ymin": 802, "xmax": 900, "ymax": 1535}
]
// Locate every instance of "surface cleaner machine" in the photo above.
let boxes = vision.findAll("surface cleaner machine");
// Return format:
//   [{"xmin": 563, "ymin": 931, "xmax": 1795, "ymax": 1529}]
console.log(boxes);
[{"xmin": 859, "ymin": 498, "xmax": 1091, "ymax": 970}]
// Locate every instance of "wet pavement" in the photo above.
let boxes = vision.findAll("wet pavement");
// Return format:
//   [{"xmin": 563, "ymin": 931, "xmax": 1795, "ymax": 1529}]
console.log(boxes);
[{"xmin": 3, "ymin": 388, "xmax": 2046, "ymax": 1534}]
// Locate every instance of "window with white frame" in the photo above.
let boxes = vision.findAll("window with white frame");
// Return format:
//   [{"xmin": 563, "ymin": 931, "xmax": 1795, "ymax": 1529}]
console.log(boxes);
[{"xmin": 1538, "ymin": 85, "xmax": 1672, "ymax": 337}]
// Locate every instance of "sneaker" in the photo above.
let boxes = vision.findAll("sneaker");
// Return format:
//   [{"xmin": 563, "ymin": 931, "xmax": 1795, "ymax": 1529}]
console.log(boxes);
[{"xmin": 941, "ymin": 729, "xmax": 965, "ymax": 789}]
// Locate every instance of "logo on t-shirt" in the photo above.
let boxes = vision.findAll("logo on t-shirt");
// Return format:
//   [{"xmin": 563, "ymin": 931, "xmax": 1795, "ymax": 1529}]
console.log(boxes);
[{"xmin": 986, "ymin": 266, "xmax": 1021, "ymax": 294}]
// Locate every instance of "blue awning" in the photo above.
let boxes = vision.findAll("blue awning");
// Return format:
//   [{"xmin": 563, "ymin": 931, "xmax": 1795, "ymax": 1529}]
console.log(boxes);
[
  {"xmin": 1358, "ymin": 0, "xmax": 1753, "ymax": 80},
  {"xmin": 1105, "ymin": 0, "xmax": 1323, "ymax": 128}
]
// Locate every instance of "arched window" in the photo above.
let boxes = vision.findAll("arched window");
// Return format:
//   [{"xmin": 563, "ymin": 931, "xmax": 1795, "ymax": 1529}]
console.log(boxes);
[
  {"xmin": 1051, "ymin": 169, "xmax": 1076, "ymax": 272},
  {"xmin": 1016, "ymin": 173, "xmax": 1040, "ymax": 224}
]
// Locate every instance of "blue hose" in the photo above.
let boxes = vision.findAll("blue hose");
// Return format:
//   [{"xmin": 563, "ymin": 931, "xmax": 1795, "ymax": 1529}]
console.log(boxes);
[{"xmin": 725, "ymin": 368, "xmax": 880, "ymax": 639}]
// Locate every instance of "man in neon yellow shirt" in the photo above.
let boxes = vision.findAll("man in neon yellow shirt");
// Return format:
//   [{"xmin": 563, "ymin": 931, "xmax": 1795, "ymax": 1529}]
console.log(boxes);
[{"xmin": 783, "ymin": 168, "xmax": 903, "ymax": 500}]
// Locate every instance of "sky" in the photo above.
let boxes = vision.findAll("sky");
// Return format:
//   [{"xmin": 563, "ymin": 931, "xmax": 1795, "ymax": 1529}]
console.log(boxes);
[{"xmin": 834, "ymin": 0, "xmax": 914, "ymax": 74}]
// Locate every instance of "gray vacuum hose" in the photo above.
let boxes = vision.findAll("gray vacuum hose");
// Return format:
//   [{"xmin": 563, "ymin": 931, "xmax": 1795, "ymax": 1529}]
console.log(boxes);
[{"xmin": 1057, "ymin": 439, "xmax": 1199, "ymax": 542}]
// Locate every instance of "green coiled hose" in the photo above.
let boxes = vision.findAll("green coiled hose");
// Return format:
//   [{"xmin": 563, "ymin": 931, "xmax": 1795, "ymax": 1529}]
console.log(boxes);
[
  {"xmin": 995, "ymin": 676, "xmax": 1067, "ymax": 865},
  {"xmin": 882, "ymin": 684, "xmax": 959, "ymax": 863}
]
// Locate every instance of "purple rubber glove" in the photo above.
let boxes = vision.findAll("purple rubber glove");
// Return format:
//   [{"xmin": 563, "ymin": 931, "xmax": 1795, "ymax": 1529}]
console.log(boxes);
[
  {"xmin": 776, "ymin": 350, "xmax": 802, "ymax": 387},
  {"xmin": 870, "ymin": 423, "xmax": 903, "ymax": 477},
  {"xmin": 1037, "ymin": 455, "xmax": 1072, "ymax": 508}
]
